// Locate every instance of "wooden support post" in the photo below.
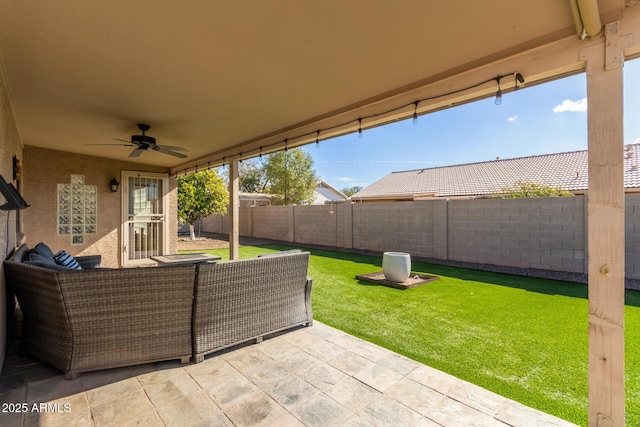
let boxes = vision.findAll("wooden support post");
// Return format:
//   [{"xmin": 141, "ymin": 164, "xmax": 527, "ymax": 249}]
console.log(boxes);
[
  {"xmin": 229, "ymin": 160, "xmax": 240, "ymax": 260},
  {"xmin": 583, "ymin": 21, "xmax": 625, "ymax": 427}
]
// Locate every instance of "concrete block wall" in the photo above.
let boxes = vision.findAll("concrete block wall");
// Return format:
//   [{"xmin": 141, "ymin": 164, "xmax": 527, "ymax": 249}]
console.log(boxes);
[
  {"xmin": 200, "ymin": 207, "xmax": 252, "ymax": 236},
  {"xmin": 251, "ymin": 205, "xmax": 294, "ymax": 242},
  {"xmin": 294, "ymin": 204, "xmax": 342, "ymax": 247},
  {"xmin": 352, "ymin": 201, "xmax": 446, "ymax": 258},
  {"xmin": 447, "ymin": 197, "xmax": 586, "ymax": 272},
  {"xmin": 431, "ymin": 200, "xmax": 449, "ymax": 260},
  {"xmin": 200, "ymin": 213, "xmax": 224, "ymax": 234},
  {"xmin": 625, "ymin": 194, "xmax": 640, "ymax": 278},
  {"xmin": 241, "ymin": 207, "xmax": 253, "ymax": 237},
  {"xmin": 340, "ymin": 202, "xmax": 353, "ymax": 249},
  {"xmin": 198, "ymin": 194, "xmax": 640, "ymax": 280}
]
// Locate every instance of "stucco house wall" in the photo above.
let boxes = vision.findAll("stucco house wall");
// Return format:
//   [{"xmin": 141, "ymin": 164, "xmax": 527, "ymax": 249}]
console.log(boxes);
[
  {"xmin": 0, "ymin": 63, "xmax": 24, "ymax": 376},
  {"xmin": 23, "ymin": 146, "xmax": 177, "ymax": 267},
  {"xmin": 312, "ymin": 181, "xmax": 348, "ymax": 205}
]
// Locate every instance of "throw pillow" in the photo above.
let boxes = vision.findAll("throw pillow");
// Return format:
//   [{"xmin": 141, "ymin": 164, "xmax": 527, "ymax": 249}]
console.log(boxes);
[
  {"xmin": 53, "ymin": 250, "xmax": 82, "ymax": 270},
  {"xmin": 30, "ymin": 242, "xmax": 55, "ymax": 261}
]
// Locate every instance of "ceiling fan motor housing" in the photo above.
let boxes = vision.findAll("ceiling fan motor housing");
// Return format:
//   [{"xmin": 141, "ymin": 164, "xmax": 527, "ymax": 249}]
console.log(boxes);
[{"xmin": 131, "ymin": 134, "xmax": 156, "ymax": 145}]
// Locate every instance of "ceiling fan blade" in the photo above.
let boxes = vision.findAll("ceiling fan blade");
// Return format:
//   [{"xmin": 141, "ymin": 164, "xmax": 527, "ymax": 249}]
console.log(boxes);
[
  {"xmin": 128, "ymin": 148, "xmax": 145, "ymax": 158},
  {"xmin": 155, "ymin": 144, "xmax": 188, "ymax": 152},
  {"xmin": 85, "ymin": 143, "xmax": 134, "ymax": 146},
  {"xmin": 113, "ymin": 138, "xmax": 132, "ymax": 143},
  {"xmin": 152, "ymin": 145, "xmax": 188, "ymax": 158}
]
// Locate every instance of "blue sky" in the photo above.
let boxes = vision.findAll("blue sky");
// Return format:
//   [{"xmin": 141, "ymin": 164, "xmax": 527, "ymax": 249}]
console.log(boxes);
[{"xmin": 304, "ymin": 58, "xmax": 640, "ymax": 192}]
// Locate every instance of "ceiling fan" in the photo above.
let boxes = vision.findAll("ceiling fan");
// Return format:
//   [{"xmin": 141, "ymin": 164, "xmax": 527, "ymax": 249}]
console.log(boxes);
[{"xmin": 89, "ymin": 124, "xmax": 188, "ymax": 159}]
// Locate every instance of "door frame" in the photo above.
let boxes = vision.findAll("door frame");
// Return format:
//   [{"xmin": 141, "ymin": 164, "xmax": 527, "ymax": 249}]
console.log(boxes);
[{"xmin": 120, "ymin": 170, "xmax": 170, "ymax": 266}]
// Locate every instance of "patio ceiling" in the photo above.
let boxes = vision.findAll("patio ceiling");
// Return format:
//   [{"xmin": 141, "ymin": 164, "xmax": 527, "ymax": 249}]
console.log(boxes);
[{"xmin": 0, "ymin": 1, "xmax": 625, "ymax": 171}]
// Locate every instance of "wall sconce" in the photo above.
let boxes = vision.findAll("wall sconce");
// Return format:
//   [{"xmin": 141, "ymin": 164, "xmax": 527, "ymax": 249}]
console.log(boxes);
[
  {"xmin": 13, "ymin": 156, "xmax": 21, "ymax": 180},
  {"xmin": 110, "ymin": 178, "xmax": 120, "ymax": 193}
]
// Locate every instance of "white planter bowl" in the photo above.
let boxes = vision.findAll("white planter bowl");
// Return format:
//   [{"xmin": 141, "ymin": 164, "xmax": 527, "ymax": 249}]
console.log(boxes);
[{"xmin": 382, "ymin": 252, "xmax": 411, "ymax": 283}]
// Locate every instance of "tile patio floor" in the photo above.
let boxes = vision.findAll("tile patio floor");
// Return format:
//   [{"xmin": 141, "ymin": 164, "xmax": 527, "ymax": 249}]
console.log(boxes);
[{"xmin": 0, "ymin": 321, "xmax": 579, "ymax": 427}]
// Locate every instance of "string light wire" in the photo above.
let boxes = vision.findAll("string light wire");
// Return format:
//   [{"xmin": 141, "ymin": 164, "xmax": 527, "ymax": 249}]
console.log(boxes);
[{"xmin": 176, "ymin": 72, "xmax": 524, "ymax": 175}]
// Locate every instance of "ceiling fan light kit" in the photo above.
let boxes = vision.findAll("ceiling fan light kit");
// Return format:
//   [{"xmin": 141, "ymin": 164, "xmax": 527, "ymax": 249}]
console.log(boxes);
[
  {"xmin": 131, "ymin": 134, "xmax": 155, "ymax": 146},
  {"xmin": 131, "ymin": 124, "xmax": 155, "ymax": 144}
]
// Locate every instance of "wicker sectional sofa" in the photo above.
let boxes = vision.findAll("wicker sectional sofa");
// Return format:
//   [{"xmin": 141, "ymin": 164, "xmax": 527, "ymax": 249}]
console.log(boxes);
[
  {"xmin": 4, "ymin": 244, "xmax": 313, "ymax": 379},
  {"xmin": 193, "ymin": 252, "xmax": 313, "ymax": 362}
]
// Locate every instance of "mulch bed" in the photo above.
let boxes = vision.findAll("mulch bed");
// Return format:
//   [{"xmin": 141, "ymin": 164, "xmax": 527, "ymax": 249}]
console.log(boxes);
[{"xmin": 176, "ymin": 233, "xmax": 275, "ymax": 251}]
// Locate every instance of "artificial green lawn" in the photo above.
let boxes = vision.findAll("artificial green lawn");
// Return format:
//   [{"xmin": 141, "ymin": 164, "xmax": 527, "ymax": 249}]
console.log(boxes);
[{"xmin": 182, "ymin": 245, "xmax": 640, "ymax": 426}]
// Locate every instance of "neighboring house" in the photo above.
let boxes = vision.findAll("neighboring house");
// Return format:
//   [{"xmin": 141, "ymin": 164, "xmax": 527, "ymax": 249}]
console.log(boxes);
[
  {"xmin": 239, "ymin": 192, "xmax": 273, "ymax": 207},
  {"xmin": 352, "ymin": 144, "xmax": 640, "ymax": 202},
  {"xmin": 313, "ymin": 180, "xmax": 348, "ymax": 205}
]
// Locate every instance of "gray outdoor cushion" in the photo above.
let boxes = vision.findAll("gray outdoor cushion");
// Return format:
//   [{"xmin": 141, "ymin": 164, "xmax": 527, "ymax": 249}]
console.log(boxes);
[
  {"xmin": 26, "ymin": 252, "xmax": 73, "ymax": 270},
  {"xmin": 29, "ymin": 242, "xmax": 55, "ymax": 261}
]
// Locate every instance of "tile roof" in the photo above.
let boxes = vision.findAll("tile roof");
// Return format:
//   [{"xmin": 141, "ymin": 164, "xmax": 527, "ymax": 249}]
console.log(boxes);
[{"xmin": 353, "ymin": 144, "xmax": 640, "ymax": 199}]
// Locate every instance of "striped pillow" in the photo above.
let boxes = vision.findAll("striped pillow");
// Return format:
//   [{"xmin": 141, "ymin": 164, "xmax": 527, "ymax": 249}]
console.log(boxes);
[{"xmin": 53, "ymin": 250, "xmax": 82, "ymax": 270}]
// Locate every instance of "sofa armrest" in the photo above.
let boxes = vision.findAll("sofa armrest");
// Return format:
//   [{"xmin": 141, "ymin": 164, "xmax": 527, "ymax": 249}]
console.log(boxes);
[
  {"xmin": 75, "ymin": 255, "xmax": 102, "ymax": 269},
  {"xmin": 305, "ymin": 276, "xmax": 313, "ymax": 326},
  {"xmin": 3, "ymin": 260, "xmax": 74, "ymax": 372}
]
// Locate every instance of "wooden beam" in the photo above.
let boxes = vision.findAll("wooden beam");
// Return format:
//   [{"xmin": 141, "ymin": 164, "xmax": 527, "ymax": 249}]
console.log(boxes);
[
  {"xmin": 582, "ymin": 20, "xmax": 625, "ymax": 427},
  {"xmin": 228, "ymin": 160, "xmax": 240, "ymax": 260}
]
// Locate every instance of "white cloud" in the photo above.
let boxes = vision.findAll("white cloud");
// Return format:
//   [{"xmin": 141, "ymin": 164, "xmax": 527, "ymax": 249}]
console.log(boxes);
[
  {"xmin": 337, "ymin": 176, "xmax": 355, "ymax": 182},
  {"xmin": 552, "ymin": 98, "xmax": 587, "ymax": 113},
  {"xmin": 507, "ymin": 115, "xmax": 518, "ymax": 122}
]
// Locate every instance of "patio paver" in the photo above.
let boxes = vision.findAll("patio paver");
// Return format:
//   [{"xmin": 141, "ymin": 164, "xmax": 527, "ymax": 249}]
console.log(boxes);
[{"xmin": 0, "ymin": 321, "xmax": 580, "ymax": 427}]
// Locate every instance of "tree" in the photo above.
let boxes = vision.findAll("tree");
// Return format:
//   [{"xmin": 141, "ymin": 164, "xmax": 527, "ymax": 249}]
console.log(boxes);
[
  {"xmin": 177, "ymin": 170, "xmax": 229, "ymax": 240},
  {"xmin": 496, "ymin": 181, "xmax": 575, "ymax": 198},
  {"xmin": 238, "ymin": 159, "xmax": 267, "ymax": 193},
  {"xmin": 263, "ymin": 148, "xmax": 318, "ymax": 205},
  {"xmin": 341, "ymin": 185, "xmax": 363, "ymax": 197}
]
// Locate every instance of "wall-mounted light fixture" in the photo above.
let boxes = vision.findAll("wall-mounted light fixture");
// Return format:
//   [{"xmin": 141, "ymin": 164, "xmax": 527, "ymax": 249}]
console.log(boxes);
[
  {"xmin": 110, "ymin": 178, "xmax": 120, "ymax": 193},
  {"xmin": 13, "ymin": 156, "xmax": 21, "ymax": 180}
]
